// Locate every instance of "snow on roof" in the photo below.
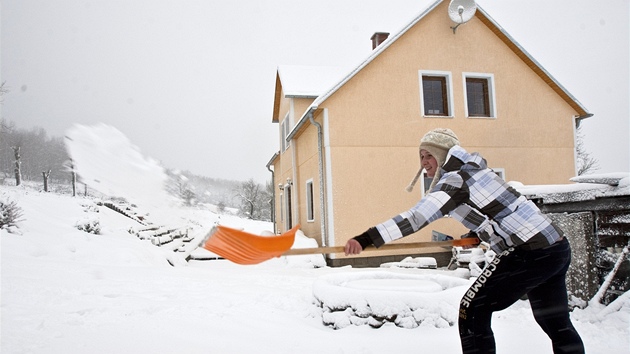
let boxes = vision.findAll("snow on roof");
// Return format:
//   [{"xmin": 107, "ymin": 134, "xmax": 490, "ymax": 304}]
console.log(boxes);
[
  {"xmin": 277, "ymin": 65, "xmax": 350, "ymax": 98},
  {"xmin": 511, "ymin": 173, "xmax": 630, "ymax": 205},
  {"xmin": 570, "ymin": 173, "xmax": 630, "ymax": 186}
]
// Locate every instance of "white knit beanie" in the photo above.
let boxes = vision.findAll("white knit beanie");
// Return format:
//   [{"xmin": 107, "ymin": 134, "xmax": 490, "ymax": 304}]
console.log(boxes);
[{"xmin": 406, "ymin": 128, "xmax": 460, "ymax": 192}]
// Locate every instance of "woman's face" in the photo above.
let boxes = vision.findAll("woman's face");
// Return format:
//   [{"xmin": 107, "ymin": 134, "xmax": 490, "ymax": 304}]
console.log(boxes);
[{"xmin": 420, "ymin": 149, "xmax": 438, "ymax": 178}]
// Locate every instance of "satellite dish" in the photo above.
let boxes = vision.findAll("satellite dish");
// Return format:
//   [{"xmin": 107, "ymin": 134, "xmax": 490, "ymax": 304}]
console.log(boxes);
[{"xmin": 448, "ymin": 0, "xmax": 477, "ymax": 33}]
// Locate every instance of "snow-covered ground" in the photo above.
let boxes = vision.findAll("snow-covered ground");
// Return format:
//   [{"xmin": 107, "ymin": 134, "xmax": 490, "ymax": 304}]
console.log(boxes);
[{"xmin": 2, "ymin": 185, "xmax": 628, "ymax": 354}]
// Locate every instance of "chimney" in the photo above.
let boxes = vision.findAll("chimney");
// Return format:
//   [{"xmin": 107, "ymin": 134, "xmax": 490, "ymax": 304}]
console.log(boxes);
[{"xmin": 370, "ymin": 32, "xmax": 390, "ymax": 50}]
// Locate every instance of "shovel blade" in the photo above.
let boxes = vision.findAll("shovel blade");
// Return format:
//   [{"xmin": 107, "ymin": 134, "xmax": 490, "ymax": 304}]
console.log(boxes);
[{"xmin": 203, "ymin": 225, "xmax": 300, "ymax": 265}]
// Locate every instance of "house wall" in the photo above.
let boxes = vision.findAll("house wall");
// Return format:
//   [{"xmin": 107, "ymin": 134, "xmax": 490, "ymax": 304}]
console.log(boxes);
[
  {"xmin": 273, "ymin": 89, "xmax": 293, "ymax": 233},
  {"xmin": 274, "ymin": 95, "xmax": 325, "ymax": 243},
  {"xmin": 292, "ymin": 114, "xmax": 324, "ymax": 242}
]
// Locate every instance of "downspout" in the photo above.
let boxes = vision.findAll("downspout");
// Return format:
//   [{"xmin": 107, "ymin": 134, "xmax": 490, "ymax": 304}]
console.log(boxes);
[
  {"xmin": 266, "ymin": 164, "xmax": 276, "ymax": 234},
  {"xmin": 308, "ymin": 111, "xmax": 328, "ymax": 247},
  {"xmin": 266, "ymin": 152, "xmax": 279, "ymax": 234}
]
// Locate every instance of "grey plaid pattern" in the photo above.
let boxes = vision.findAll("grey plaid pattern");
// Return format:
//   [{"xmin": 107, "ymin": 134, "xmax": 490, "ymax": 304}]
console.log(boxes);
[
  {"xmin": 450, "ymin": 204, "xmax": 512, "ymax": 252},
  {"xmin": 375, "ymin": 191, "xmax": 451, "ymax": 244},
  {"xmin": 371, "ymin": 146, "xmax": 563, "ymax": 252}
]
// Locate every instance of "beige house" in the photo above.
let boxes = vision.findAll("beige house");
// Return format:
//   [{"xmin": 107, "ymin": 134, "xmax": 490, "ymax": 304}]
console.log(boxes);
[{"xmin": 267, "ymin": 0, "xmax": 591, "ymax": 266}]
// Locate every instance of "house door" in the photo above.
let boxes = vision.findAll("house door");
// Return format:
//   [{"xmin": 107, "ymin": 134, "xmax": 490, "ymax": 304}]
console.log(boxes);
[{"xmin": 284, "ymin": 185, "xmax": 292, "ymax": 230}]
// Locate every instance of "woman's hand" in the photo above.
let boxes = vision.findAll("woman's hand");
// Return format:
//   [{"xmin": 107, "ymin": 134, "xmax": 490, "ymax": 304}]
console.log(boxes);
[{"xmin": 344, "ymin": 239, "xmax": 363, "ymax": 255}]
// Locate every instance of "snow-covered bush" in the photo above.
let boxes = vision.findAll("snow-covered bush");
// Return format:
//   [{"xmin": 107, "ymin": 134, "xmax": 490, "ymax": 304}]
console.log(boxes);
[
  {"xmin": 0, "ymin": 196, "xmax": 24, "ymax": 233},
  {"xmin": 75, "ymin": 217, "xmax": 101, "ymax": 234},
  {"xmin": 80, "ymin": 201, "xmax": 100, "ymax": 213}
]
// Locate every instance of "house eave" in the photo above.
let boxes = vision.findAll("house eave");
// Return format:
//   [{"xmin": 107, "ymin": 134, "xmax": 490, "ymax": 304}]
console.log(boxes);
[
  {"xmin": 285, "ymin": 94, "xmax": 319, "ymax": 99},
  {"xmin": 266, "ymin": 151, "xmax": 280, "ymax": 169},
  {"xmin": 287, "ymin": 106, "xmax": 317, "ymax": 141}
]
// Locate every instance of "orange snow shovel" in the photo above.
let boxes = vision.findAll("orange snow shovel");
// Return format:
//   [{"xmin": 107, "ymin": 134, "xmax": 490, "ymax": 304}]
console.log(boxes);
[{"xmin": 203, "ymin": 225, "xmax": 480, "ymax": 265}]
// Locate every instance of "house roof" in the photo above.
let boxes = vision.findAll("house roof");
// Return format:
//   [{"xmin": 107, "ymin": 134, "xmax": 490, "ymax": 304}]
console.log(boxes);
[
  {"xmin": 277, "ymin": 65, "xmax": 350, "ymax": 98},
  {"xmin": 285, "ymin": 0, "xmax": 591, "ymax": 140},
  {"xmin": 272, "ymin": 65, "xmax": 350, "ymax": 123}
]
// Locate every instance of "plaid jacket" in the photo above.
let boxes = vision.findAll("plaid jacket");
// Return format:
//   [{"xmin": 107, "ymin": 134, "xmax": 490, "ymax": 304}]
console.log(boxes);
[{"xmin": 368, "ymin": 146, "xmax": 563, "ymax": 253}]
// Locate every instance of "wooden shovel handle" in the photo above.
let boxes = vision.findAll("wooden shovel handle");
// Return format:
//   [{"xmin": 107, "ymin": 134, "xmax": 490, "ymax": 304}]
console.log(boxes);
[{"xmin": 282, "ymin": 238, "xmax": 479, "ymax": 256}]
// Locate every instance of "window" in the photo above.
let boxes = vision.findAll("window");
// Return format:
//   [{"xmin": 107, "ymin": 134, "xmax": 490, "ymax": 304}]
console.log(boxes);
[
  {"xmin": 466, "ymin": 78, "xmax": 489, "ymax": 116},
  {"xmin": 423, "ymin": 76, "xmax": 447, "ymax": 115},
  {"xmin": 306, "ymin": 179, "xmax": 314, "ymax": 222},
  {"xmin": 419, "ymin": 71, "xmax": 453, "ymax": 117},
  {"xmin": 281, "ymin": 113, "xmax": 291, "ymax": 152},
  {"xmin": 463, "ymin": 73, "xmax": 496, "ymax": 118}
]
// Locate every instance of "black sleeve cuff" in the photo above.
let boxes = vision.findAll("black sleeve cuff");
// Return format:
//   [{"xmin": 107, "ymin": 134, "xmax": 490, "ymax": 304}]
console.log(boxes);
[
  {"xmin": 366, "ymin": 227, "xmax": 385, "ymax": 248},
  {"xmin": 353, "ymin": 230, "xmax": 374, "ymax": 250}
]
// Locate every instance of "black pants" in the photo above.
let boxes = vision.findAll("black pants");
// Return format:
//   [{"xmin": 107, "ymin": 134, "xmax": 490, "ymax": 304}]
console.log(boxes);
[{"xmin": 458, "ymin": 238, "xmax": 585, "ymax": 354}]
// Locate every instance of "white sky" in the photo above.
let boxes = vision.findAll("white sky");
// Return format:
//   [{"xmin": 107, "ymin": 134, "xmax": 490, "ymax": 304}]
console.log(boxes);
[{"xmin": 2, "ymin": 0, "xmax": 628, "ymax": 183}]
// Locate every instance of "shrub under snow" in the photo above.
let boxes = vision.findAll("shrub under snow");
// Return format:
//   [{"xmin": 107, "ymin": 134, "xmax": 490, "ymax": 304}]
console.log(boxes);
[{"xmin": 0, "ymin": 196, "xmax": 23, "ymax": 233}]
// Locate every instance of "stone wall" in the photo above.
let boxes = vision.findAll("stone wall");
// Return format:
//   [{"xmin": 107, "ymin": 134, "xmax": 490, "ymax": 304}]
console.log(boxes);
[{"xmin": 548, "ymin": 212, "xmax": 600, "ymax": 300}]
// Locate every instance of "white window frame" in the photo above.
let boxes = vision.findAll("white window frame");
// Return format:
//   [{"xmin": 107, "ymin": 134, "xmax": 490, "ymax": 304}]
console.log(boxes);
[
  {"xmin": 305, "ymin": 179, "xmax": 315, "ymax": 222},
  {"xmin": 492, "ymin": 168, "xmax": 506, "ymax": 181},
  {"xmin": 419, "ymin": 70, "xmax": 455, "ymax": 118},
  {"xmin": 281, "ymin": 112, "xmax": 291, "ymax": 152},
  {"xmin": 462, "ymin": 72, "xmax": 497, "ymax": 119}
]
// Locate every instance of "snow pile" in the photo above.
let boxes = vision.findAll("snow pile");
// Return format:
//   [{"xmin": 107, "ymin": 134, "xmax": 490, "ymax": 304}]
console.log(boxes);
[
  {"xmin": 64, "ymin": 124, "xmax": 182, "ymax": 226},
  {"xmin": 313, "ymin": 271, "xmax": 470, "ymax": 329},
  {"xmin": 380, "ymin": 256, "xmax": 438, "ymax": 269}
]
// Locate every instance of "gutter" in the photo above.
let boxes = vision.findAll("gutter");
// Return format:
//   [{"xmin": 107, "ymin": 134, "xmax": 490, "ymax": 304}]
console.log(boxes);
[
  {"xmin": 266, "ymin": 152, "xmax": 279, "ymax": 234},
  {"xmin": 575, "ymin": 113, "xmax": 594, "ymax": 128}
]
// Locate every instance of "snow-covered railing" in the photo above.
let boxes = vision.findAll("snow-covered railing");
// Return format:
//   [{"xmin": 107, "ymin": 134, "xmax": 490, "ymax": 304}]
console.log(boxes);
[{"xmin": 101, "ymin": 201, "xmax": 148, "ymax": 226}]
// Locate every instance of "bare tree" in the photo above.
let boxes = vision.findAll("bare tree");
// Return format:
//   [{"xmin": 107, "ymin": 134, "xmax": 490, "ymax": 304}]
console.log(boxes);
[
  {"xmin": 163, "ymin": 169, "xmax": 198, "ymax": 206},
  {"xmin": 1, "ymin": 124, "xmax": 69, "ymax": 183},
  {"xmin": 12, "ymin": 146, "xmax": 22, "ymax": 186},
  {"xmin": 234, "ymin": 178, "xmax": 261, "ymax": 219},
  {"xmin": 233, "ymin": 179, "xmax": 272, "ymax": 221},
  {"xmin": 42, "ymin": 169, "xmax": 51, "ymax": 192},
  {"xmin": 576, "ymin": 126, "xmax": 600, "ymax": 176},
  {"xmin": 0, "ymin": 81, "xmax": 7, "ymax": 103},
  {"xmin": 180, "ymin": 187, "xmax": 196, "ymax": 206}
]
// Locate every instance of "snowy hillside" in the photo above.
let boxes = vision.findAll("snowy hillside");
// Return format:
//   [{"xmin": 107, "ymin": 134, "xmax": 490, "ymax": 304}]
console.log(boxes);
[{"xmin": 1, "ymin": 185, "xmax": 629, "ymax": 353}]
